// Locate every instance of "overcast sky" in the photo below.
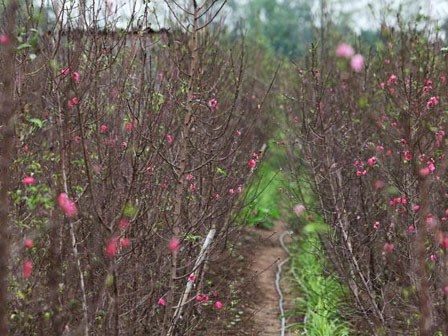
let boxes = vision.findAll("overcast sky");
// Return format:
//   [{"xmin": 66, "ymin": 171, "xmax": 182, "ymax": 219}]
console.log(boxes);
[
  {"xmin": 324, "ymin": 0, "xmax": 448, "ymax": 33},
  {"xmin": 48, "ymin": 0, "xmax": 448, "ymax": 33}
]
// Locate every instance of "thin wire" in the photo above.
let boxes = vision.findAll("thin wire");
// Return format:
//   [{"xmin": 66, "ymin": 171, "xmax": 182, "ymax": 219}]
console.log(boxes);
[{"xmin": 276, "ymin": 230, "xmax": 293, "ymax": 336}]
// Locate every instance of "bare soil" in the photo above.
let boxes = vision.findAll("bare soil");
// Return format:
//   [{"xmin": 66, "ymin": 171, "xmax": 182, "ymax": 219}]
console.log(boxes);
[
  {"xmin": 251, "ymin": 221, "xmax": 294, "ymax": 335},
  {"xmin": 202, "ymin": 221, "xmax": 295, "ymax": 335}
]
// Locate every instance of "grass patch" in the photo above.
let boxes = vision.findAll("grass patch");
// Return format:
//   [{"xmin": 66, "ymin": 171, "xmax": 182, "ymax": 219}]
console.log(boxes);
[
  {"xmin": 240, "ymin": 142, "xmax": 288, "ymax": 230},
  {"xmin": 288, "ymin": 221, "xmax": 351, "ymax": 336}
]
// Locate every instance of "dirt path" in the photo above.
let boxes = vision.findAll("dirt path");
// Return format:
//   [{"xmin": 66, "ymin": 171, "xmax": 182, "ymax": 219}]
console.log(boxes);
[{"xmin": 251, "ymin": 221, "xmax": 293, "ymax": 336}]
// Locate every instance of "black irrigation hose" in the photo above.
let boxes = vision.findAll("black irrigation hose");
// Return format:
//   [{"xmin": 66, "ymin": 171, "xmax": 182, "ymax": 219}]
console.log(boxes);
[{"xmin": 276, "ymin": 230, "xmax": 293, "ymax": 336}]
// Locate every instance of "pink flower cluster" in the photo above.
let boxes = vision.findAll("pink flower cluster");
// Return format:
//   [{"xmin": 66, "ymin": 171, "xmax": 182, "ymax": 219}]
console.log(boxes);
[
  {"xmin": 380, "ymin": 74, "xmax": 399, "ymax": 95},
  {"xmin": 23, "ymin": 260, "xmax": 33, "ymax": 278},
  {"xmin": 389, "ymin": 196, "xmax": 407, "ymax": 207},
  {"xmin": 60, "ymin": 67, "xmax": 80, "ymax": 83},
  {"xmin": 427, "ymin": 96, "xmax": 440, "ymax": 109},
  {"xmin": 105, "ymin": 236, "xmax": 130, "ymax": 257},
  {"xmin": 248, "ymin": 152, "xmax": 260, "ymax": 168},
  {"xmin": 335, "ymin": 43, "xmax": 364, "ymax": 72},
  {"xmin": 423, "ymin": 79, "xmax": 433, "ymax": 93},
  {"xmin": 354, "ymin": 160, "xmax": 367, "ymax": 176},
  {"xmin": 208, "ymin": 98, "xmax": 219, "ymax": 110},
  {"xmin": 158, "ymin": 295, "xmax": 223, "ymax": 309},
  {"xmin": 58, "ymin": 193, "xmax": 78, "ymax": 217},
  {"xmin": 67, "ymin": 96, "xmax": 79, "ymax": 109}
]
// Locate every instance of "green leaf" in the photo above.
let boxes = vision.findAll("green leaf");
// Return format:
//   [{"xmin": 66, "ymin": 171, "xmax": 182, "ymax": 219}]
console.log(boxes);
[
  {"xmin": 17, "ymin": 43, "xmax": 32, "ymax": 50},
  {"xmin": 28, "ymin": 118, "xmax": 44, "ymax": 128},
  {"xmin": 216, "ymin": 167, "xmax": 227, "ymax": 176}
]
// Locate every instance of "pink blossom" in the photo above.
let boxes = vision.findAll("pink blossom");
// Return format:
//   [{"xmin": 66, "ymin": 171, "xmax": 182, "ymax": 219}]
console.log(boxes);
[
  {"xmin": 383, "ymin": 242, "xmax": 394, "ymax": 253},
  {"xmin": 441, "ymin": 236, "xmax": 448, "ymax": 250},
  {"xmin": 293, "ymin": 204, "xmax": 305, "ymax": 216},
  {"xmin": 119, "ymin": 238, "xmax": 130, "ymax": 247},
  {"xmin": 430, "ymin": 254, "xmax": 437, "ymax": 262},
  {"xmin": 335, "ymin": 43, "xmax": 355, "ymax": 58},
  {"xmin": 404, "ymin": 151, "xmax": 412, "ymax": 161},
  {"xmin": 71, "ymin": 72, "xmax": 80, "ymax": 83},
  {"xmin": 195, "ymin": 295, "xmax": 203, "ymax": 302},
  {"xmin": 423, "ymin": 85, "xmax": 432, "ymax": 93},
  {"xmin": 236, "ymin": 130, "xmax": 242, "ymax": 137},
  {"xmin": 367, "ymin": 157, "xmax": 376, "ymax": 166},
  {"xmin": 236, "ymin": 186, "xmax": 243, "ymax": 193},
  {"xmin": 252, "ymin": 153, "xmax": 259, "ymax": 160},
  {"xmin": 214, "ymin": 301, "xmax": 223, "ymax": 309},
  {"xmin": 419, "ymin": 167, "xmax": 430, "ymax": 176},
  {"xmin": 350, "ymin": 54, "xmax": 364, "ymax": 72},
  {"xmin": 57, "ymin": 193, "xmax": 78, "ymax": 217},
  {"xmin": 0, "ymin": 34, "xmax": 10, "ymax": 45},
  {"xmin": 100, "ymin": 124, "xmax": 108, "ymax": 133},
  {"xmin": 68, "ymin": 97, "xmax": 79, "ymax": 109},
  {"xmin": 158, "ymin": 298, "xmax": 166, "ymax": 306},
  {"xmin": 119, "ymin": 218, "xmax": 129, "ymax": 230},
  {"xmin": 23, "ymin": 260, "xmax": 32, "ymax": 278},
  {"xmin": 186, "ymin": 174, "xmax": 194, "ymax": 181},
  {"xmin": 61, "ymin": 67, "xmax": 71, "ymax": 75},
  {"xmin": 228, "ymin": 188, "xmax": 234, "ymax": 195},
  {"xmin": 408, "ymin": 225, "xmax": 415, "ymax": 233},
  {"xmin": 22, "ymin": 176, "xmax": 36, "ymax": 186},
  {"xmin": 387, "ymin": 74, "xmax": 398, "ymax": 86},
  {"xmin": 427, "ymin": 96, "xmax": 439, "ymax": 109},
  {"xmin": 373, "ymin": 221, "xmax": 380, "ymax": 230},
  {"xmin": 248, "ymin": 160, "xmax": 256, "ymax": 168},
  {"xmin": 188, "ymin": 273, "xmax": 196, "ymax": 282},
  {"xmin": 169, "ymin": 237, "xmax": 180, "ymax": 253},
  {"xmin": 105, "ymin": 237, "xmax": 118, "ymax": 257},
  {"xmin": 208, "ymin": 98, "xmax": 219, "ymax": 110},
  {"xmin": 24, "ymin": 239, "xmax": 33, "ymax": 249},
  {"xmin": 167, "ymin": 135, "xmax": 173, "ymax": 144},
  {"xmin": 214, "ymin": 193, "xmax": 220, "ymax": 200},
  {"xmin": 202, "ymin": 295, "xmax": 209, "ymax": 303},
  {"xmin": 412, "ymin": 204, "xmax": 420, "ymax": 212}
]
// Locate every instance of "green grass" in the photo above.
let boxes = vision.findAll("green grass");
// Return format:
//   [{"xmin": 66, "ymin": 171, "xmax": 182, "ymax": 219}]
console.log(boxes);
[
  {"xmin": 240, "ymin": 143, "xmax": 288, "ymax": 229},
  {"xmin": 288, "ymin": 224, "xmax": 351, "ymax": 336}
]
